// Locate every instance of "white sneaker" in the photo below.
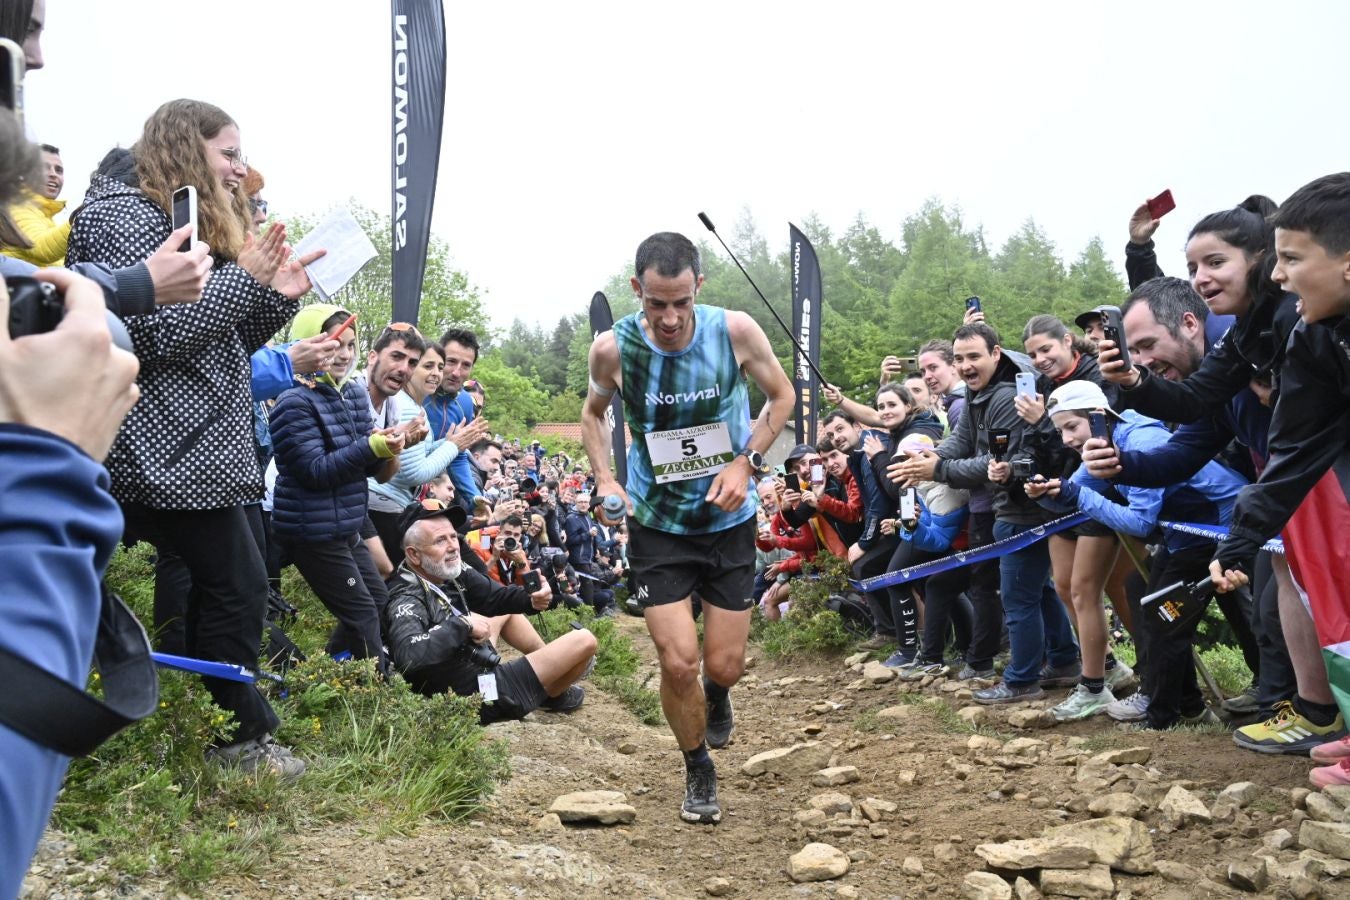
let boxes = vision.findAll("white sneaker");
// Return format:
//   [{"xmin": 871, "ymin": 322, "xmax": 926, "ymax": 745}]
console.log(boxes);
[
  {"xmin": 1051, "ymin": 684, "xmax": 1117, "ymax": 722},
  {"xmin": 1105, "ymin": 661, "xmax": 1137, "ymax": 693},
  {"xmin": 1106, "ymin": 691, "xmax": 1151, "ymax": 722}
]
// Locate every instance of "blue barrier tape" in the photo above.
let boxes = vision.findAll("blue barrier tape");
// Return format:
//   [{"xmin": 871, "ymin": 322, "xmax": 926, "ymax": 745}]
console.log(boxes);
[
  {"xmin": 850, "ymin": 513, "xmax": 1089, "ymax": 592},
  {"xmin": 152, "ymin": 652, "xmax": 283, "ymax": 684},
  {"xmin": 847, "ymin": 514, "xmax": 1284, "ymax": 593},
  {"xmin": 1157, "ymin": 520, "xmax": 1284, "ymax": 554}
]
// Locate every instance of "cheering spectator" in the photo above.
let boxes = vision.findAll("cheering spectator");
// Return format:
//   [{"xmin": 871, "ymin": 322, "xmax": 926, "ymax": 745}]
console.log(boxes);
[{"xmin": 66, "ymin": 99, "xmax": 322, "ymax": 775}]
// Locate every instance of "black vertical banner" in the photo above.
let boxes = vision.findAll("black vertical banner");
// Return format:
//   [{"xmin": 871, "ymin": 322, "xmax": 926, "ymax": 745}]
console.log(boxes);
[
  {"xmin": 390, "ymin": 0, "xmax": 446, "ymax": 325},
  {"xmin": 588, "ymin": 292, "xmax": 629, "ymax": 486},
  {"xmin": 790, "ymin": 224, "xmax": 823, "ymax": 446}
]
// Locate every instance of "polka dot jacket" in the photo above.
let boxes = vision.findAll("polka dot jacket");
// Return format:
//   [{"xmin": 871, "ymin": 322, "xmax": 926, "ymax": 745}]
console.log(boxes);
[{"xmin": 67, "ymin": 175, "xmax": 300, "ymax": 510}]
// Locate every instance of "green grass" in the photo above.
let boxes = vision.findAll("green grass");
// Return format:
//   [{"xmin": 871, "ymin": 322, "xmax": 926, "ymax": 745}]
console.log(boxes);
[
  {"xmin": 55, "ymin": 543, "xmax": 655, "ymax": 889},
  {"xmin": 533, "ymin": 606, "xmax": 663, "ymax": 726}
]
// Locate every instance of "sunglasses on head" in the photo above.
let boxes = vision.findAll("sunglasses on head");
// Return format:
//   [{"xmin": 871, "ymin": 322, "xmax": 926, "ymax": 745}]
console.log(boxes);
[{"xmin": 380, "ymin": 321, "xmax": 423, "ymax": 339}]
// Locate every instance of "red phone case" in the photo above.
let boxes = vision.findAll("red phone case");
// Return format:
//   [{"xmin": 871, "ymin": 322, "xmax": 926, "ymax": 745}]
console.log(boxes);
[
  {"xmin": 1147, "ymin": 189, "xmax": 1175, "ymax": 220},
  {"xmin": 327, "ymin": 313, "xmax": 358, "ymax": 341}
]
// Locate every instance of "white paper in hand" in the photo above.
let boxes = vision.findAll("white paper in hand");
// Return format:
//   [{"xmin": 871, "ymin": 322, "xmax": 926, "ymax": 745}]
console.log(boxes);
[{"xmin": 293, "ymin": 207, "xmax": 377, "ymax": 302}]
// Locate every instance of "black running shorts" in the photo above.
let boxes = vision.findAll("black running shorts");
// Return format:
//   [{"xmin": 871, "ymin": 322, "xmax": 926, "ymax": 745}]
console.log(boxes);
[{"xmin": 627, "ymin": 517, "xmax": 756, "ymax": 612}]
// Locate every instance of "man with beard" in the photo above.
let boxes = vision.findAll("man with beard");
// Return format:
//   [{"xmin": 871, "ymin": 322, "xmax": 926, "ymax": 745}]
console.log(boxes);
[
  {"xmin": 1086, "ymin": 276, "xmax": 1289, "ymax": 724},
  {"xmin": 385, "ymin": 500, "xmax": 594, "ymax": 721},
  {"xmin": 424, "ymin": 328, "xmax": 486, "ymax": 511},
  {"xmin": 364, "ymin": 325, "xmax": 430, "ymax": 555}
]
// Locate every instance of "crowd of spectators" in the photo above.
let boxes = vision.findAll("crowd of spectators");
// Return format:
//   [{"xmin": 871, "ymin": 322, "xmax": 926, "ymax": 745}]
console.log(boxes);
[{"xmin": 3, "ymin": 0, "xmax": 1350, "ymax": 887}]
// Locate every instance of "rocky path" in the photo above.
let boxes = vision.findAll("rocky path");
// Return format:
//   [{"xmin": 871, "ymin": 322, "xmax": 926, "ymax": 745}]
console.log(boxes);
[{"xmin": 28, "ymin": 616, "xmax": 1350, "ymax": 899}]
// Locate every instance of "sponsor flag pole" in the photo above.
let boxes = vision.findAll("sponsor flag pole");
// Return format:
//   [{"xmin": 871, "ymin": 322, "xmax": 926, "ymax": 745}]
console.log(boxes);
[{"xmin": 390, "ymin": 0, "xmax": 446, "ymax": 324}]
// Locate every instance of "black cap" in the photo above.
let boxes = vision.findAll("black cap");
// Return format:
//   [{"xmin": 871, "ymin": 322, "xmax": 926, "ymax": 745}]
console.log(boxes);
[
  {"xmin": 396, "ymin": 499, "xmax": 467, "ymax": 544},
  {"xmin": 785, "ymin": 443, "xmax": 816, "ymax": 463},
  {"xmin": 1074, "ymin": 306, "xmax": 1110, "ymax": 330}
]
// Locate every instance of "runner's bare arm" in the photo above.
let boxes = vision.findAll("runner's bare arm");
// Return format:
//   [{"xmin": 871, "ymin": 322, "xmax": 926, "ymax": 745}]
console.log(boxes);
[
  {"xmin": 581, "ymin": 332, "xmax": 631, "ymax": 511},
  {"xmin": 705, "ymin": 311, "xmax": 795, "ymax": 510}
]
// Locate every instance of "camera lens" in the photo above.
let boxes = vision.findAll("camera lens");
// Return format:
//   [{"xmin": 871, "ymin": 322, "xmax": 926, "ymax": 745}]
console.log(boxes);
[{"xmin": 502, "ymin": 537, "xmax": 519, "ymax": 552}]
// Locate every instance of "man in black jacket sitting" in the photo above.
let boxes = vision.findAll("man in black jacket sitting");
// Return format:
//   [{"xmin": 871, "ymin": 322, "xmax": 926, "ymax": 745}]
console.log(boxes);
[{"xmin": 384, "ymin": 500, "xmax": 596, "ymax": 723}]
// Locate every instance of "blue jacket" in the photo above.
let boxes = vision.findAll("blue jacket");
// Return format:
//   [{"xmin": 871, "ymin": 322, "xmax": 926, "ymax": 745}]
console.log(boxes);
[
  {"xmin": 270, "ymin": 377, "xmax": 386, "ymax": 541},
  {"xmin": 899, "ymin": 498, "xmax": 968, "ymax": 554},
  {"xmin": 1112, "ymin": 313, "xmax": 1270, "ymax": 488},
  {"xmin": 847, "ymin": 428, "xmax": 893, "ymax": 523},
  {"xmin": 424, "ymin": 389, "xmax": 481, "ymax": 506},
  {"xmin": 1041, "ymin": 411, "xmax": 1247, "ymax": 552},
  {"xmin": 0, "ymin": 425, "xmax": 122, "ymax": 897}
]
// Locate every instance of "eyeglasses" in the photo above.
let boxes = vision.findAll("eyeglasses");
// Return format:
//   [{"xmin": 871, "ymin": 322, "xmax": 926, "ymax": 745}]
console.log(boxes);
[
  {"xmin": 210, "ymin": 146, "xmax": 248, "ymax": 170},
  {"xmin": 249, "ymin": 197, "xmax": 269, "ymax": 216}
]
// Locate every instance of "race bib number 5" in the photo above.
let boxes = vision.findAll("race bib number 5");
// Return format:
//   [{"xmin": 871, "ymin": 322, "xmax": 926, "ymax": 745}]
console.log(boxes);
[{"xmin": 646, "ymin": 422, "xmax": 734, "ymax": 484}]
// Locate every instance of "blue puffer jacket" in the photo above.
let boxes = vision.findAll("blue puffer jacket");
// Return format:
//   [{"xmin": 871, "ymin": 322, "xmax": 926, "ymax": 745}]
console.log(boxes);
[{"xmin": 270, "ymin": 377, "xmax": 385, "ymax": 542}]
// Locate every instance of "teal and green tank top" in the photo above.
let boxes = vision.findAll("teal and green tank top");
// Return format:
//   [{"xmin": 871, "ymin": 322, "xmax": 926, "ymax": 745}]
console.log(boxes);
[{"xmin": 613, "ymin": 305, "xmax": 756, "ymax": 535}]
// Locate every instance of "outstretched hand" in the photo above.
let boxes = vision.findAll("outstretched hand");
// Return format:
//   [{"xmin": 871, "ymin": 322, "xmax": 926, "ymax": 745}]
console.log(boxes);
[
  {"xmin": 1128, "ymin": 201, "xmax": 1161, "ymax": 246},
  {"xmin": 272, "ymin": 248, "xmax": 327, "ymax": 300}
]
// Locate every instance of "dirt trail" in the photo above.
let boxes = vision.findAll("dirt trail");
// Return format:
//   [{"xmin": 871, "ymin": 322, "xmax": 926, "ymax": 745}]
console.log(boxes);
[{"xmin": 126, "ymin": 617, "xmax": 1343, "ymax": 897}]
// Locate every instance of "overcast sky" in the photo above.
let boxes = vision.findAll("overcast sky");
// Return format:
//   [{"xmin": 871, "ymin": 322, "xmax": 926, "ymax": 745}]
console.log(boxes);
[{"xmin": 29, "ymin": 1, "xmax": 1349, "ymax": 334}]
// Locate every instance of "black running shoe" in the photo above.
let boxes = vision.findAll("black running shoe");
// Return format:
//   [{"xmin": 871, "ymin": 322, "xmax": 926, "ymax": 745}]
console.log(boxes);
[
  {"xmin": 705, "ymin": 691, "xmax": 734, "ymax": 749},
  {"xmin": 541, "ymin": 684, "xmax": 585, "ymax": 713},
  {"xmin": 681, "ymin": 764, "xmax": 721, "ymax": 824}
]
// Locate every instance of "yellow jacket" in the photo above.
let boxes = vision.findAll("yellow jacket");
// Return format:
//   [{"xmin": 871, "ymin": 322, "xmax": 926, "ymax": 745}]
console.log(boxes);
[{"xmin": 2, "ymin": 193, "xmax": 69, "ymax": 266}]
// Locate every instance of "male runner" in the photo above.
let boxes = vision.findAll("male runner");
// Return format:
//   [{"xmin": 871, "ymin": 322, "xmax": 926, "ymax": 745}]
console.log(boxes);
[{"xmin": 582, "ymin": 231, "xmax": 794, "ymax": 824}]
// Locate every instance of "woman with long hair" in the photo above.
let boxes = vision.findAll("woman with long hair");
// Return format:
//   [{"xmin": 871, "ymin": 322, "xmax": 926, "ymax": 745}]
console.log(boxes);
[
  {"xmin": 66, "ymin": 99, "xmax": 322, "ymax": 777},
  {"xmin": 1015, "ymin": 314, "xmax": 1137, "ymax": 721}
]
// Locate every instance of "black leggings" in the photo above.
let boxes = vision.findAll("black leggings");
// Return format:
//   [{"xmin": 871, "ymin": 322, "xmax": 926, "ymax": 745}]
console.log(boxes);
[
  {"xmin": 123, "ymin": 502, "xmax": 280, "ymax": 744},
  {"xmin": 885, "ymin": 539, "xmax": 933, "ymax": 653},
  {"xmin": 919, "ymin": 566, "xmax": 975, "ymax": 664}
]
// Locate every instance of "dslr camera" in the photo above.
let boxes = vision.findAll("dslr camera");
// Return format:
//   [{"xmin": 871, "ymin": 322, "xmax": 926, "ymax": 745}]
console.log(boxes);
[
  {"xmin": 7, "ymin": 276, "xmax": 133, "ymax": 351},
  {"xmin": 467, "ymin": 639, "xmax": 501, "ymax": 669},
  {"xmin": 501, "ymin": 536, "xmax": 519, "ymax": 552}
]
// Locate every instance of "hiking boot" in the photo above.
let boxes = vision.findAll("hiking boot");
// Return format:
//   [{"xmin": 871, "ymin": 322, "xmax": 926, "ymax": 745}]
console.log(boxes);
[
  {"xmin": 1233, "ymin": 701, "xmax": 1347, "ymax": 755},
  {"xmin": 541, "ymin": 684, "xmax": 585, "ymax": 713},
  {"xmin": 1106, "ymin": 691, "xmax": 1151, "ymax": 722},
  {"xmin": 1221, "ymin": 686, "xmax": 1260, "ymax": 715},
  {"xmin": 705, "ymin": 690, "xmax": 734, "ymax": 749},
  {"xmin": 681, "ymin": 764, "xmax": 721, "ymax": 824},
  {"xmin": 858, "ymin": 633, "xmax": 892, "ymax": 651},
  {"xmin": 596, "ymin": 604, "xmax": 618, "ymax": 618},
  {"xmin": 1051, "ymin": 684, "xmax": 1117, "ymax": 722},
  {"xmin": 1038, "ymin": 661, "xmax": 1083, "ymax": 689},
  {"xmin": 1310, "ymin": 757, "xmax": 1350, "ymax": 789},
  {"xmin": 973, "ymin": 682, "xmax": 1046, "ymax": 705},
  {"xmin": 1311, "ymin": 734, "xmax": 1350, "ymax": 764},
  {"xmin": 955, "ymin": 664, "xmax": 996, "ymax": 682},
  {"xmin": 207, "ymin": 734, "xmax": 305, "ymax": 781},
  {"xmin": 1104, "ymin": 661, "xmax": 1137, "ymax": 694},
  {"xmin": 882, "ymin": 649, "xmax": 918, "ymax": 669},
  {"xmin": 898, "ymin": 661, "xmax": 950, "ymax": 682}
]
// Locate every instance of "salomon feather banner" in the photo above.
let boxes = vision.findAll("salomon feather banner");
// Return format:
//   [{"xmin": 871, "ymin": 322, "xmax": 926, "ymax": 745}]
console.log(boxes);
[
  {"xmin": 391, "ymin": 0, "xmax": 446, "ymax": 324},
  {"xmin": 790, "ymin": 224, "xmax": 823, "ymax": 446}
]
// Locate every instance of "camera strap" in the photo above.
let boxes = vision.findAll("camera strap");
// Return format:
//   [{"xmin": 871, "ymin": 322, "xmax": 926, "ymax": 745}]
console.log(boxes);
[{"xmin": 0, "ymin": 585, "xmax": 159, "ymax": 757}]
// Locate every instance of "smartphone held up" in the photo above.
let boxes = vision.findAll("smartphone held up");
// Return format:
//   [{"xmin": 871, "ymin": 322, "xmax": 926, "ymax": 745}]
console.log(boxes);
[{"xmin": 171, "ymin": 186, "xmax": 197, "ymax": 252}]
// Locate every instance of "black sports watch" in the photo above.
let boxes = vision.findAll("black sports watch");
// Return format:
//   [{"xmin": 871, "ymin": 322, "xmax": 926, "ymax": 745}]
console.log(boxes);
[{"xmin": 738, "ymin": 448, "xmax": 765, "ymax": 471}]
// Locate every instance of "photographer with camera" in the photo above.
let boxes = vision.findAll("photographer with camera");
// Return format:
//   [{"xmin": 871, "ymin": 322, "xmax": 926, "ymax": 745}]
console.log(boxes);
[
  {"xmin": 539, "ymin": 546, "xmax": 585, "ymax": 610},
  {"xmin": 485, "ymin": 513, "xmax": 537, "ymax": 588},
  {"xmin": 385, "ymin": 500, "xmax": 594, "ymax": 721}
]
